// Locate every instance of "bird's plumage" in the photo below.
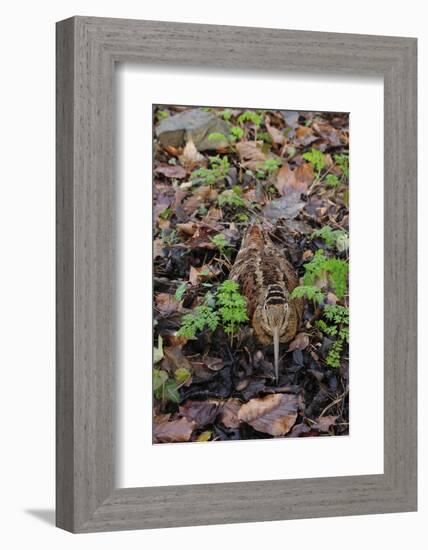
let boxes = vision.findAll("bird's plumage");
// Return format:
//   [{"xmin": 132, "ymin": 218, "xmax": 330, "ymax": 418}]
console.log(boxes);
[{"xmin": 229, "ymin": 224, "xmax": 303, "ymax": 379}]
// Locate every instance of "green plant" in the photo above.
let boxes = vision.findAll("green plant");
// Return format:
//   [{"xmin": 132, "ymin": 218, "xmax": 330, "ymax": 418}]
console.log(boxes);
[
  {"xmin": 311, "ymin": 226, "xmax": 348, "ymax": 252},
  {"xmin": 176, "ymin": 305, "xmax": 219, "ymax": 340},
  {"xmin": 255, "ymin": 157, "xmax": 282, "ymax": 179},
  {"xmin": 325, "ymin": 174, "xmax": 341, "ymax": 188},
  {"xmin": 301, "ymin": 249, "xmax": 348, "ymax": 300},
  {"xmin": 218, "ymin": 189, "xmax": 246, "ymax": 208},
  {"xmin": 210, "ymin": 233, "xmax": 232, "ymax": 255},
  {"xmin": 291, "ymin": 285, "xmax": 324, "ymax": 305},
  {"xmin": 216, "ymin": 280, "xmax": 248, "ymax": 340},
  {"xmin": 334, "ymin": 153, "xmax": 349, "ymax": 178},
  {"xmin": 219, "ymin": 109, "xmax": 232, "ymax": 121},
  {"xmin": 190, "ymin": 155, "xmax": 230, "ymax": 185},
  {"xmin": 229, "ymin": 126, "xmax": 244, "ymax": 141},
  {"xmin": 174, "ymin": 282, "xmax": 187, "ymax": 302},
  {"xmin": 302, "ymin": 148, "xmax": 326, "ymax": 173},
  {"xmin": 153, "ymin": 369, "xmax": 181, "ymax": 404},
  {"xmin": 156, "ymin": 110, "xmax": 169, "ymax": 121},
  {"xmin": 237, "ymin": 111, "xmax": 263, "ymax": 127},
  {"xmin": 316, "ymin": 304, "xmax": 349, "ymax": 368},
  {"xmin": 236, "ymin": 213, "xmax": 249, "ymax": 223}
]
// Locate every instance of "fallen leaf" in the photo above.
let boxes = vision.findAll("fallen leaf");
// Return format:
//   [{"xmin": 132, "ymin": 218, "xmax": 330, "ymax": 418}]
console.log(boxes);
[
  {"xmin": 176, "ymin": 222, "xmax": 198, "ymax": 236},
  {"xmin": 275, "ymin": 163, "xmax": 310, "ymax": 197},
  {"xmin": 154, "ymin": 164, "xmax": 187, "ymax": 179},
  {"xmin": 295, "ymin": 125, "xmax": 318, "ymax": 146},
  {"xmin": 192, "ymin": 356, "xmax": 224, "ymax": 381},
  {"xmin": 312, "ymin": 415, "xmax": 338, "ymax": 432},
  {"xmin": 179, "ymin": 400, "xmax": 221, "ymax": 426},
  {"xmin": 164, "ymin": 346, "xmax": 193, "ymax": 372},
  {"xmin": 265, "ymin": 116, "xmax": 286, "ymax": 145},
  {"xmin": 155, "ymin": 293, "xmax": 182, "ymax": 316},
  {"xmin": 153, "ymin": 239, "xmax": 166, "ymax": 258},
  {"xmin": 218, "ymin": 398, "xmax": 242, "ymax": 428},
  {"xmin": 196, "ymin": 430, "xmax": 213, "ymax": 442},
  {"xmin": 288, "ymin": 333, "xmax": 310, "ymax": 351},
  {"xmin": 238, "ymin": 393, "xmax": 300, "ymax": 436},
  {"xmin": 236, "ymin": 140, "xmax": 266, "ymax": 170},
  {"xmin": 262, "ymin": 195, "xmax": 305, "ymax": 221},
  {"xmin": 189, "ymin": 264, "xmax": 220, "ymax": 285},
  {"xmin": 153, "ymin": 416, "xmax": 195, "ymax": 443},
  {"xmin": 290, "ymin": 422, "xmax": 312, "ymax": 437},
  {"xmin": 281, "ymin": 110, "xmax": 299, "ymax": 128},
  {"xmin": 179, "ymin": 138, "xmax": 205, "ymax": 170},
  {"xmin": 153, "ymin": 335, "xmax": 164, "ymax": 363}
]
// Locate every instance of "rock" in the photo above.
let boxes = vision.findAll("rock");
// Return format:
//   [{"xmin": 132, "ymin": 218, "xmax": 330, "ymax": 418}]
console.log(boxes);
[{"xmin": 155, "ymin": 109, "xmax": 230, "ymax": 151}]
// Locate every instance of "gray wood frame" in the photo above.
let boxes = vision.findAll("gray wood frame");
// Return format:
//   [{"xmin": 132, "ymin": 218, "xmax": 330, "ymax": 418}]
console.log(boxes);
[{"xmin": 56, "ymin": 16, "xmax": 417, "ymax": 533}]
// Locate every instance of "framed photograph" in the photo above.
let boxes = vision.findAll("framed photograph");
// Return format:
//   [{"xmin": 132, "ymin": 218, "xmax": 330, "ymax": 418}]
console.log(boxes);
[{"xmin": 56, "ymin": 16, "xmax": 417, "ymax": 533}]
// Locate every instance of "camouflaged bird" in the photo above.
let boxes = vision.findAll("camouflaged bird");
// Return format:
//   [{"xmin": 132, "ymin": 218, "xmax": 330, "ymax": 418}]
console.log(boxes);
[{"xmin": 229, "ymin": 224, "xmax": 303, "ymax": 381}]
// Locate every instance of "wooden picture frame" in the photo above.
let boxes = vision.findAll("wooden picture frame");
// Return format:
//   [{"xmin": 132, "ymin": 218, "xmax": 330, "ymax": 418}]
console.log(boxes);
[{"xmin": 56, "ymin": 16, "xmax": 417, "ymax": 533}]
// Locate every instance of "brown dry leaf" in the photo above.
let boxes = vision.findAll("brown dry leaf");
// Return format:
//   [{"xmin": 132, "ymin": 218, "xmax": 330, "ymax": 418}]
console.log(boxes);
[
  {"xmin": 288, "ymin": 333, "xmax": 310, "ymax": 351},
  {"xmin": 313, "ymin": 122, "xmax": 342, "ymax": 147},
  {"xmin": 219, "ymin": 398, "xmax": 242, "ymax": 428},
  {"xmin": 179, "ymin": 400, "xmax": 220, "ymax": 426},
  {"xmin": 179, "ymin": 138, "xmax": 205, "ymax": 170},
  {"xmin": 153, "ymin": 415, "xmax": 195, "ymax": 443},
  {"xmin": 312, "ymin": 415, "xmax": 338, "ymax": 432},
  {"xmin": 236, "ymin": 140, "xmax": 266, "ymax": 170},
  {"xmin": 238, "ymin": 393, "xmax": 300, "ymax": 436},
  {"xmin": 262, "ymin": 195, "xmax": 305, "ymax": 221},
  {"xmin": 176, "ymin": 222, "xmax": 198, "ymax": 236},
  {"xmin": 295, "ymin": 125, "xmax": 318, "ymax": 146},
  {"xmin": 265, "ymin": 116, "xmax": 286, "ymax": 145},
  {"xmin": 192, "ymin": 356, "xmax": 224, "ymax": 381},
  {"xmin": 195, "ymin": 185, "xmax": 218, "ymax": 202},
  {"xmin": 290, "ymin": 422, "xmax": 312, "ymax": 437},
  {"xmin": 189, "ymin": 265, "xmax": 219, "ymax": 285},
  {"xmin": 182, "ymin": 195, "xmax": 201, "ymax": 216},
  {"xmin": 164, "ymin": 346, "xmax": 193, "ymax": 372},
  {"xmin": 154, "ymin": 164, "xmax": 187, "ymax": 179},
  {"xmin": 185, "ymin": 227, "xmax": 217, "ymax": 250},
  {"xmin": 294, "ymin": 162, "xmax": 315, "ymax": 186},
  {"xmin": 275, "ymin": 163, "xmax": 309, "ymax": 197},
  {"xmin": 153, "ymin": 239, "xmax": 165, "ymax": 258},
  {"xmin": 155, "ymin": 293, "xmax": 182, "ymax": 316}
]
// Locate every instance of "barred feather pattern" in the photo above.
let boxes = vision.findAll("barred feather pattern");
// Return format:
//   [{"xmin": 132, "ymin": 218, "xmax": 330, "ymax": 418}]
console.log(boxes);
[{"xmin": 229, "ymin": 224, "xmax": 303, "ymax": 347}]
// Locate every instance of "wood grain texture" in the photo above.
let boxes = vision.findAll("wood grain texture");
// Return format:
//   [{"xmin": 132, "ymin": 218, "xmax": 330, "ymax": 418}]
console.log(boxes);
[{"xmin": 56, "ymin": 16, "xmax": 417, "ymax": 533}]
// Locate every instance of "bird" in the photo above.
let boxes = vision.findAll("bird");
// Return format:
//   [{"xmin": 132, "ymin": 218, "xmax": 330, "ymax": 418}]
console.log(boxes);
[{"xmin": 229, "ymin": 223, "xmax": 303, "ymax": 381}]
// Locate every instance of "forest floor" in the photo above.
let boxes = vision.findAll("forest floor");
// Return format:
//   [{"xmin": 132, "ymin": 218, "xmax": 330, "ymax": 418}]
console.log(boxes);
[{"xmin": 152, "ymin": 105, "xmax": 349, "ymax": 444}]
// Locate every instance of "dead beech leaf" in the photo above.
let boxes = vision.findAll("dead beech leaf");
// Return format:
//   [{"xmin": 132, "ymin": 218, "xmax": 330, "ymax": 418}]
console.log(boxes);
[
  {"xmin": 179, "ymin": 400, "xmax": 220, "ymax": 426},
  {"xmin": 179, "ymin": 138, "xmax": 205, "ymax": 170},
  {"xmin": 219, "ymin": 398, "xmax": 242, "ymax": 428},
  {"xmin": 155, "ymin": 293, "xmax": 182, "ymax": 316},
  {"xmin": 154, "ymin": 163, "xmax": 187, "ymax": 179},
  {"xmin": 295, "ymin": 125, "xmax": 318, "ymax": 146},
  {"xmin": 153, "ymin": 416, "xmax": 195, "ymax": 443},
  {"xmin": 176, "ymin": 222, "xmax": 198, "ymax": 236},
  {"xmin": 294, "ymin": 162, "xmax": 315, "ymax": 186},
  {"xmin": 189, "ymin": 264, "xmax": 219, "ymax": 285},
  {"xmin": 164, "ymin": 346, "xmax": 193, "ymax": 372},
  {"xmin": 275, "ymin": 163, "xmax": 309, "ymax": 197},
  {"xmin": 238, "ymin": 393, "xmax": 299, "ymax": 436},
  {"xmin": 192, "ymin": 356, "xmax": 224, "ymax": 381},
  {"xmin": 288, "ymin": 333, "xmax": 310, "ymax": 351},
  {"xmin": 153, "ymin": 239, "xmax": 166, "ymax": 258},
  {"xmin": 265, "ymin": 116, "xmax": 286, "ymax": 145},
  {"xmin": 236, "ymin": 140, "xmax": 266, "ymax": 170},
  {"xmin": 312, "ymin": 415, "xmax": 338, "ymax": 432},
  {"xmin": 262, "ymin": 195, "xmax": 305, "ymax": 221}
]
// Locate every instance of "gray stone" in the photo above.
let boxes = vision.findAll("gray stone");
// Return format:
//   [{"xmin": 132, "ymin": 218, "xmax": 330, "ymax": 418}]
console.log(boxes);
[{"xmin": 155, "ymin": 109, "xmax": 231, "ymax": 151}]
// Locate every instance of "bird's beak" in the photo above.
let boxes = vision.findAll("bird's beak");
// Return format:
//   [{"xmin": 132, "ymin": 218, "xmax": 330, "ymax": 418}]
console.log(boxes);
[{"xmin": 273, "ymin": 326, "xmax": 280, "ymax": 383}]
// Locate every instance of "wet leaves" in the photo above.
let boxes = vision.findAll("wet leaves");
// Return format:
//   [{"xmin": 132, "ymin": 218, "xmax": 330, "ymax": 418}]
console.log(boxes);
[
  {"xmin": 152, "ymin": 105, "xmax": 349, "ymax": 442},
  {"xmin": 153, "ymin": 414, "xmax": 195, "ymax": 443},
  {"xmin": 238, "ymin": 394, "xmax": 300, "ymax": 436}
]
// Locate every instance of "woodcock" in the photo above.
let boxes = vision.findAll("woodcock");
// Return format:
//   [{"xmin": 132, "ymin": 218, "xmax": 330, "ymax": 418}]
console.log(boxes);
[{"xmin": 229, "ymin": 224, "xmax": 303, "ymax": 381}]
